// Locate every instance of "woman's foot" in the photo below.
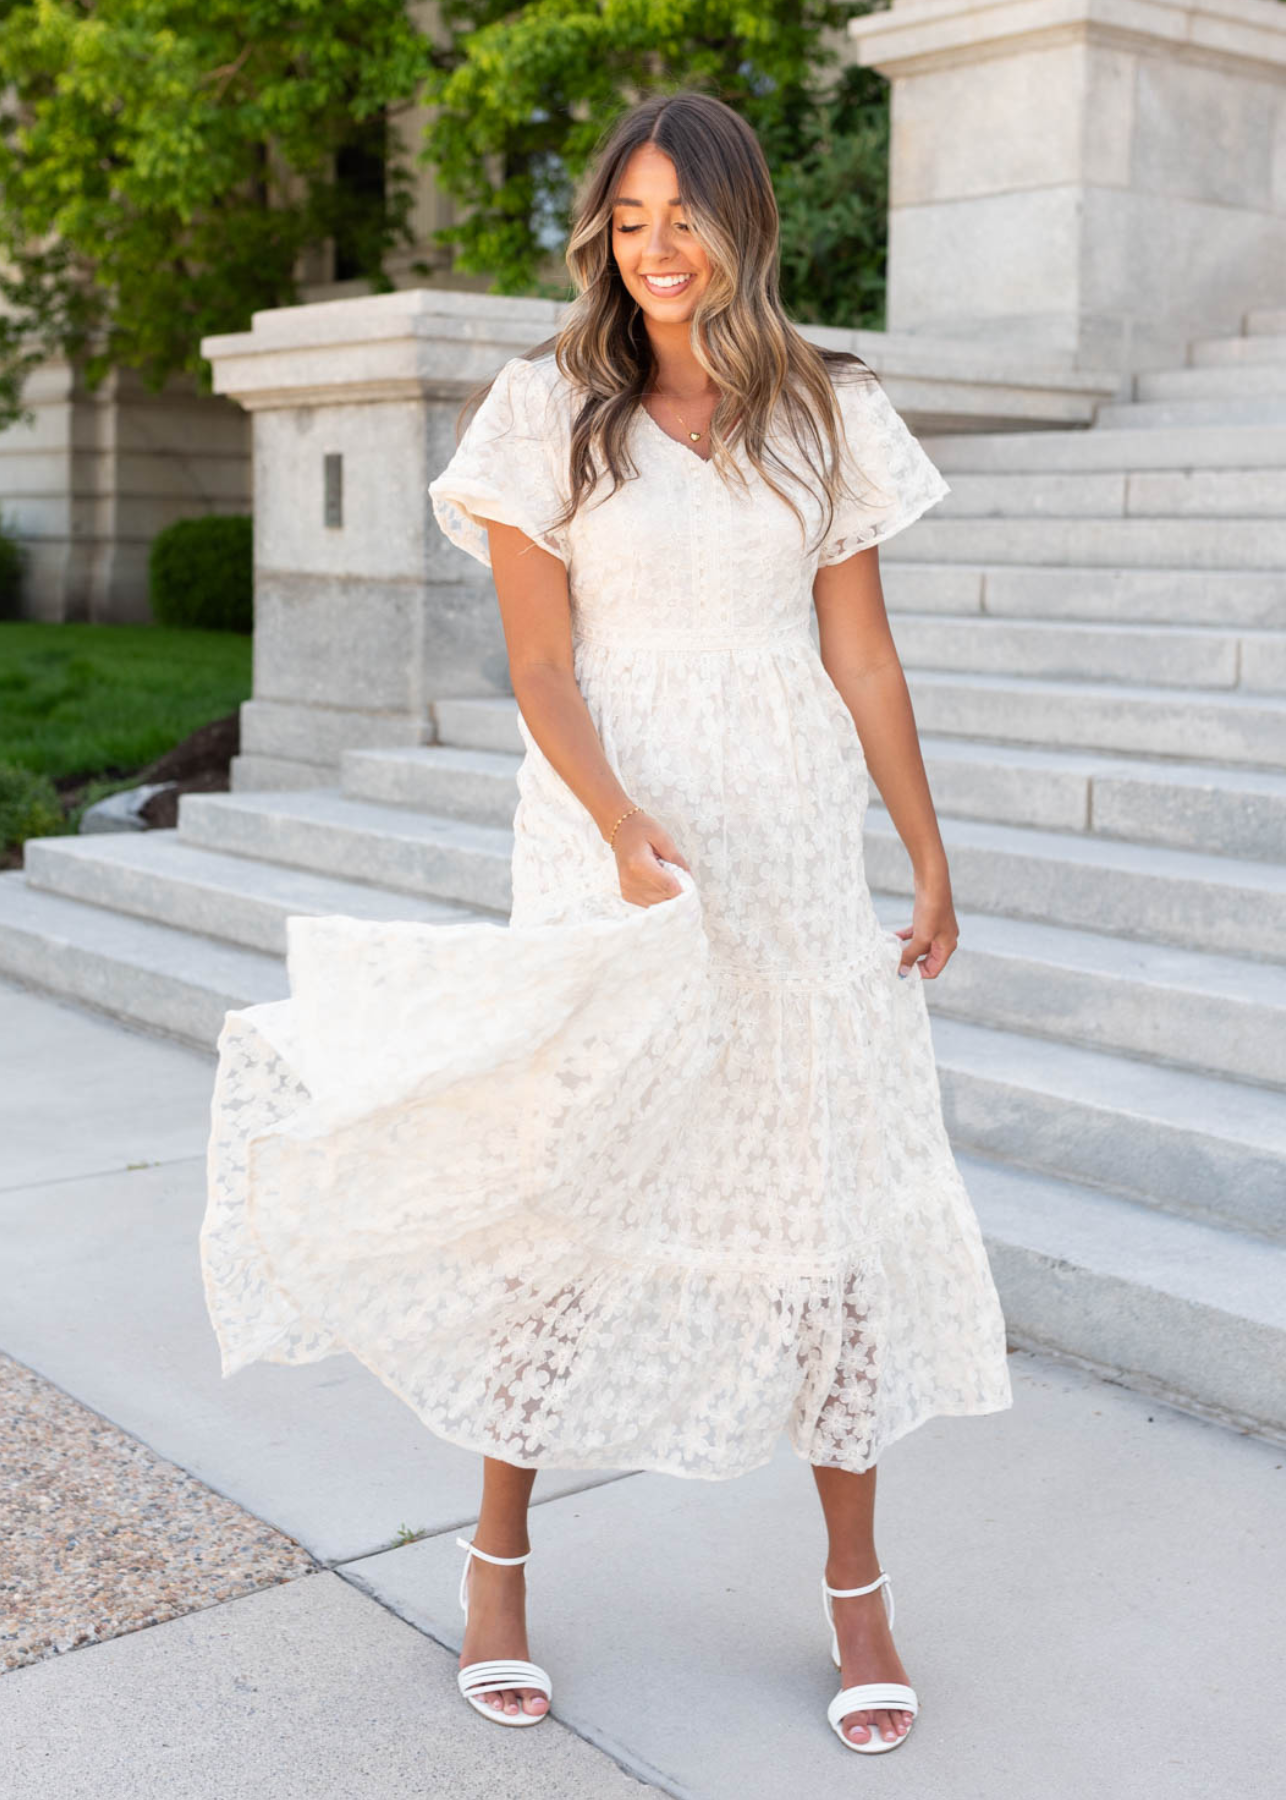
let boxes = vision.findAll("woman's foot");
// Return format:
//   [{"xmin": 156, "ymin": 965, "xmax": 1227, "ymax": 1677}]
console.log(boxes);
[
  {"xmin": 826, "ymin": 1562, "xmax": 914, "ymax": 1748},
  {"xmin": 459, "ymin": 1553, "xmax": 549, "ymax": 1719}
]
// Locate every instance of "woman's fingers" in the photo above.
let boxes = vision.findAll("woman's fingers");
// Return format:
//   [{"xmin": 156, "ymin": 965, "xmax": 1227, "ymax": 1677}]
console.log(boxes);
[
  {"xmin": 651, "ymin": 825, "xmax": 691, "ymax": 872},
  {"xmin": 613, "ymin": 812, "xmax": 687, "ymax": 904},
  {"xmin": 893, "ymin": 936, "xmax": 922, "ymax": 979},
  {"xmin": 918, "ymin": 938, "xmax": 950, "ymax": 979},
  {"xmin": 621, "ymin": 850, "xmax": 683, "ymax": 904},
  {"xmin": 900, "ymin": 935, "xmax": 955, "ymax": 979}
]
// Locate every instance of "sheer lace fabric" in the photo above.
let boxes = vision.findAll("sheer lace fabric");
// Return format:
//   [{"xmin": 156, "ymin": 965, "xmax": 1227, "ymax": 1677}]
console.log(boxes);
[{"xmin": 201, "ymin": 354, "xmax": 1012, "ymax": 1478}]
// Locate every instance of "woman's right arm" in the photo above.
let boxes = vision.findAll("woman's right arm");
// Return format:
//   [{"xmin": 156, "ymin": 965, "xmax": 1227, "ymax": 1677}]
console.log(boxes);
[{"xmin": 484, "ymin": 517, "xmax": 688, "ymax": 905}]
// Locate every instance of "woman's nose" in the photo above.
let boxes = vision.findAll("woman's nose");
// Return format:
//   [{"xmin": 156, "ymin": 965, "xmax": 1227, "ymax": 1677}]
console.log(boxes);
[{"xmin": 644, "ymin": 224, "xmax": 677, "ymax": 259}]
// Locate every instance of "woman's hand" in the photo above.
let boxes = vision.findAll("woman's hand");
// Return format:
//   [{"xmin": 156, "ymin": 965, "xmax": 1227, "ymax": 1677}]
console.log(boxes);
[
  {"xmin": 894, "ymin": 878, "xmax": 959, "ymax": 979},
  {"xmin": 611, "ymin": 811, "xmax": 691, "ymax": 906}
]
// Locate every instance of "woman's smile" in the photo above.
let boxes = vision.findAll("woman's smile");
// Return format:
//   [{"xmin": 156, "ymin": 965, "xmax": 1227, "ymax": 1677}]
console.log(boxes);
[{"xmin": 641, "ymin": 271, "xmax": 695, "ymax": 296}]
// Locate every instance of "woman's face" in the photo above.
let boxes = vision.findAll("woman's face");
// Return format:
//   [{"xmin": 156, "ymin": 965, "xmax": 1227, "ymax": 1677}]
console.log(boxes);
[{"xmin": 610, "ymin": 143, "xmax": 711, "ymax": 323}]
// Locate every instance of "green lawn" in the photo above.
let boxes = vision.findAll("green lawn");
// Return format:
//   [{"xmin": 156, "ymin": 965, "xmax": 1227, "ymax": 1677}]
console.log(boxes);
[{"xmin": 0, "ymin": 621, "xmax": 252, "ymax": 781}]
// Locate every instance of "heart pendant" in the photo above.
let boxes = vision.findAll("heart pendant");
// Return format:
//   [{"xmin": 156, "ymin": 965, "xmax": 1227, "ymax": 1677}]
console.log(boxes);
[{"xmin": 689, "ymin": 431, "xmax": 700, "ymax": 442}]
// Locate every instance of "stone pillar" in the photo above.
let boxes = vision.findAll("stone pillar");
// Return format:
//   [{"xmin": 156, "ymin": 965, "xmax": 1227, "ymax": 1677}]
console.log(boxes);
[
  {"xmin": 200, "ymin": 288, "xmax": 568, "ymax": 790},
  {"xmin": 847, "ymin": 0, "xmax": 1286, "ymax": 373}
]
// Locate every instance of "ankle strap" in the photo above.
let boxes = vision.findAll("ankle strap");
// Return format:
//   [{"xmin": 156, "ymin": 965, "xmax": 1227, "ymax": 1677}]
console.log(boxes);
[
  {"xmin": 455, "ymin": 1535, "xmax": 532, "ymax": 1567},
  {"xmin": 823, "ymin": 1571, "xmax": 889, "ymax": 1599}
]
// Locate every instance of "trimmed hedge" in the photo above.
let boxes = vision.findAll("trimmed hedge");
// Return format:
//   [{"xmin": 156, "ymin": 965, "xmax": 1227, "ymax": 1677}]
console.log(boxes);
[
  {"xmin": 148, "ymin": 514, "xmax": 253, "ymax": 632},
  {"xmin": 0, "ymin": 520, "xmax": 21, "ymax": 615}
]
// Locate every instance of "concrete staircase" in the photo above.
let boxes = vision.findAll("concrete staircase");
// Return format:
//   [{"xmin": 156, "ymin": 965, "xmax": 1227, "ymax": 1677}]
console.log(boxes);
[{"xmin": 3, "ymin": 310, "xmax": 1285, "ymax": 1443}]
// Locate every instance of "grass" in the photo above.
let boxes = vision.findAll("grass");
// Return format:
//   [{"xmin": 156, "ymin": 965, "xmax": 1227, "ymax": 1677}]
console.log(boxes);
[{"xmin": 0, "ymin": 621, "xmax": 252, "ymax": 782}]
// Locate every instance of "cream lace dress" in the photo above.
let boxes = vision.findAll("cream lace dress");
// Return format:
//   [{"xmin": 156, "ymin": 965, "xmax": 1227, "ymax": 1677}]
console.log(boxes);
[{"xmin": 200, "ymin": 353, "xmax": 1013, "ymax": 1479}]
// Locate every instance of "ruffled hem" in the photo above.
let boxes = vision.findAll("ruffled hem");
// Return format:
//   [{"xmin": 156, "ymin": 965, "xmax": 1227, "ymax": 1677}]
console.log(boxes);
[{"xmin": 200, "ymin": 863, "xmax": 1013, "ymax": 1478}]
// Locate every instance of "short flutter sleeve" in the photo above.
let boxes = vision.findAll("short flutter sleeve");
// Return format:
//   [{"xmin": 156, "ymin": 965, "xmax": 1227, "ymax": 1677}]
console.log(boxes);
[
  {"xmin": 816, "ymin": 372, "xmax": 951, "ymax": 566},
  {"xmin": 428, "ymin": 355, "xmax": 571, "ymax": 568}
]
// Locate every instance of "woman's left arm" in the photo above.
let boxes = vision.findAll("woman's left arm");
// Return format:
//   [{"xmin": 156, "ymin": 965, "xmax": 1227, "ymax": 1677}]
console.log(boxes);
[{"xmin": 813, "ymin": 545, "xmax": 959, "ymax": 979}]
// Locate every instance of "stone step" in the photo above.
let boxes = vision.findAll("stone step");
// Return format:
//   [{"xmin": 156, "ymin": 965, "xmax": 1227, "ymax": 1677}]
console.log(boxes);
[
  {"xmin": 921, "ymin": 421, "xmax": 1286, "ymax": 472},
  {"xmin": 343, "ymin": 743, "xmax": 522, "ymax": 826},
  {"xmin": 103, "ymin": 782, "xmax": 1286, "ymax": 1084},
  {"xmin": 171, "ymin": 786, "xmax": 1286, "ymax": 1076},
  {"xmin": 869, "ymin": 892, "xmax": 1286, "ymax": 1091},
  {"xmin": 906, "ymin": 668, "xmax": 1286, "ymax": 769},
  {"xmin": 433, "ymin": 695, "xmax": 524, "ymax": 755},
  {"xmin": 344, "ymin": 734, "xmax": 1286, "ymax": 972},
  {"xmin": 870, "ymin": 809, "xmax": 1286, "ymax": 962},
  {"xmin": 883, "ymin": 514, "xmax": 1286, "ymax": 570},
  {"xmin": 350, "ymin": 732, "xmax": 1286, "ymax": 868},
  {"xmin": 932, "ymin": 1016, "xmax": 1286, "ymax": 1244},
  {"xmin": 939, "ymin": 466, "xmax": 1286, "ymax": 520},
  {"xmin": 915, "ymin": 738, "xmax": 1286, "ymax": 862},
  {"xmin": 1093, "ymin": 397, "xmax": 1286, "ymax": 429},
  {"xmin": 879, "ymin": 562, "xmax": 1286, "ymax": 628},
  {"xmin": 1190, "ymin": 334, "xmax": 1286, "ymax": 368},
  {"xmin": 0, "ymin": 870, "xmax": 286, "ymax": 1050},
  {"xmin": 20, "ymin": 830, "xmax": 480, "ymax": 955},
  {"xmin": 178, "ymin": 788, "xmax": 514, "ymax": 914},
  {"xmin": 889, "ymin": 613, "xmax": 1284, "ymax": 692},
  {"xmin": 963, "ymin": 1152, "xmax": 1286, "ymax": 1441},
  {"xmin": 1135, "ymin": 362, "xmax": 1286, "ymax": 402},
  {"xmin": 1247, "ymin": 308, "xmax": 1286, "ymax": 337}
]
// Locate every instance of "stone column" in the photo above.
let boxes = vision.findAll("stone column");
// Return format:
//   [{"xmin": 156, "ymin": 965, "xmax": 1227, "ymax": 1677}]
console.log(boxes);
[
  {"xmin": 847, "ymin": 0, "xmax": 1286, "ymax": 373},
  {"xmin": 200, "ymin": 288, "xmax": 568, "ymax": 790}
]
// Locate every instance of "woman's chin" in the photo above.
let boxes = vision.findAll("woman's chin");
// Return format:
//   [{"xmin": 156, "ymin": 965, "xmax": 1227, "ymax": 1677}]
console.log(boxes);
[{"xmin": 629, "ymin": 283, "xmax": 703, "ymax": 322}]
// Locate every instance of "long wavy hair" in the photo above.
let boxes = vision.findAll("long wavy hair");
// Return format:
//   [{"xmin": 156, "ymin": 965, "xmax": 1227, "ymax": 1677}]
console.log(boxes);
[{"xmin": 456, "ymin": 87, "xmax": 879, "ymax": 555}]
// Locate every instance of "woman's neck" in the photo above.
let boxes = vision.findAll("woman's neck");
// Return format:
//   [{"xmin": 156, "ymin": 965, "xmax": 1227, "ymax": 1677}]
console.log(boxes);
[{"xmin": 643, "ymin": 326, "xmax": 714, "ymax": 399}]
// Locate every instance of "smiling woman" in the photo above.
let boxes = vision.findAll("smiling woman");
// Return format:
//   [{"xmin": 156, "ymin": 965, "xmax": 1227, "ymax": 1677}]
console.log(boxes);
[{"xmin": 202, "ymin": 87, "xmax": 1011, "ymax": 1759}]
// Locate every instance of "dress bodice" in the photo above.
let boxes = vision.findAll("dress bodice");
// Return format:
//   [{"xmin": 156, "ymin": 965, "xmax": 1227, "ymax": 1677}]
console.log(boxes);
[{"xmin": 427, "ymin": 353, "xmax": 950, "ymax": 651}]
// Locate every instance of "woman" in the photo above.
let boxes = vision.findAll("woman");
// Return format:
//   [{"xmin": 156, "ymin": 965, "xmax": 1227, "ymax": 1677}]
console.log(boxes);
[{"xmin": 202, "ymin": 88, "xmax": 1012, "ymax": 1757}]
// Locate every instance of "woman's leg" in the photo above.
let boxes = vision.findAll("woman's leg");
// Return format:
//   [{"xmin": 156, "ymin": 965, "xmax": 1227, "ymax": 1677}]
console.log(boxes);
[
  {"xmin": 459, "ymin": 1456, "xmax": 548, "ymax": 1717},
  {"xmin": 811, "ymin": 1463, "xmax": 914, "ymax": 1746}
]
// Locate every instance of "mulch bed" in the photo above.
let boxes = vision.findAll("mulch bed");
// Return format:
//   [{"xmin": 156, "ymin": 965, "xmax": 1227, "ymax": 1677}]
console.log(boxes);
[{"xmin": 58, "ymin": 709, "xmax": 240, "ymax": 830}]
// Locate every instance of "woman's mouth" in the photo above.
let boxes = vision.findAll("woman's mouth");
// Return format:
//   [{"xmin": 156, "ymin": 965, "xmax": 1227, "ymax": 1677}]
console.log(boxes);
[{"xmin": 641, "ymin": 272, "xmax": 695, "ymax": 298}]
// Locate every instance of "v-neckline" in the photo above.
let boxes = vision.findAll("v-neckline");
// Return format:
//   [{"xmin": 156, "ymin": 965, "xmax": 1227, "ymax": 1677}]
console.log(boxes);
[{"xmin": 637, "ymin": 399, "xmax": 717, "ymax": 469}]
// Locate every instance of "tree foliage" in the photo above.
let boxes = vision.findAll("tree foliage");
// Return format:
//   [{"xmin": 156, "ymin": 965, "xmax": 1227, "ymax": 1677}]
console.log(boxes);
[
  {"xmin": 422, "ymin": 1, "xmax": 890, "ymax": 325},
  {"xmin": 0, "ymin": 2, "xmax": 891, "ymax": 430},
  {"xmin": 0, "ymin": 0, "xmax": 433, "ymax": 427}
]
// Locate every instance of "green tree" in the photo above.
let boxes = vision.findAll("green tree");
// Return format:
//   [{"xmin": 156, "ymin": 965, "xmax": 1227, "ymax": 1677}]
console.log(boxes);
[
  {"xmin": 422, "ymin": 0, "xmax": 890, "ymax": 326},
  {"xmin": 0, "ymin": 0, "xmax": 433, "ymax": 428},
  {"xmin": 0, "ymin": 3, "xmax": 891, "ymax": 432}
]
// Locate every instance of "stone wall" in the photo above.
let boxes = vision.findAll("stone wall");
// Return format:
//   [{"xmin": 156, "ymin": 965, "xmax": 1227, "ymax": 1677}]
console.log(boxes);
[{"xmin": 0, "ymin": 363, "xmax": 250, "ymax": 624}]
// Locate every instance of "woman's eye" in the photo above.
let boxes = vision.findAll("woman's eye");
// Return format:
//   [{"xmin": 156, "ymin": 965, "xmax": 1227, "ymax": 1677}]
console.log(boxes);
[{"xmin": 615, "ymin": 222, "xmax": 692, "ymax": 233}]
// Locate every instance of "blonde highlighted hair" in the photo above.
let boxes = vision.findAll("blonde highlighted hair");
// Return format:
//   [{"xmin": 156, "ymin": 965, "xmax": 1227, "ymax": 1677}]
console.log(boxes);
[{"xmin": 457, "ymin": 87, "xmax": 878, "ymax": 557}]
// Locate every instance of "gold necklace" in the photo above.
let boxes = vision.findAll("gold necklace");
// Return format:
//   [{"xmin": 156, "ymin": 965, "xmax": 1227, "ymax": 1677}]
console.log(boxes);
[{"xmin": 645, "ymin": 384, "xmax": 715, "ymax": 443}]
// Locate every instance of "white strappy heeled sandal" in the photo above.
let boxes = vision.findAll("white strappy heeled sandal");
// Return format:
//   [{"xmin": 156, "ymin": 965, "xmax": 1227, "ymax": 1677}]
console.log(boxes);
[
  {"xmin": 822, "ymin": 1569, "xmax": 919, "ymax": 1754},
  {"xmin": 455, "ymin": 1536, "xmax": 552, "ymax": 1726}
]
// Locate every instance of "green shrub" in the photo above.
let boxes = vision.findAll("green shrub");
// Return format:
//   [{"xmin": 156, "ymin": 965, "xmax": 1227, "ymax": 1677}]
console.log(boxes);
[
  {"xmin": 148, "ymin": 514, "xmax": 253, "ymax": 633},
  {"xmin": 0, "ymin": 518, "xmax": 22, "ymax": 616},
  {"xmin": 0, "ymin": 760, "xmax": 65, "ymax": 850}
]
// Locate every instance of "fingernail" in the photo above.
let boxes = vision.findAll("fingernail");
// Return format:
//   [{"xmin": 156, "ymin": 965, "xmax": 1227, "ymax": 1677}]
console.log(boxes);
[{"xmin": 897, "ymin": 968, "xmax": 907, "ymax": 979}]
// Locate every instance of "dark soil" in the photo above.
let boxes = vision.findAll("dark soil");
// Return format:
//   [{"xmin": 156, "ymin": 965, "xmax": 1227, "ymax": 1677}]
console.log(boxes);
[{"xmin": 55, "ymin": 709, "xmax": 241, "ymax": 831}]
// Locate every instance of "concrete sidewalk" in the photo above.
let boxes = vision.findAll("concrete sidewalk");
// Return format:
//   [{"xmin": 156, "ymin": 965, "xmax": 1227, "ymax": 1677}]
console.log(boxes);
[{"xmin": 1, "ymin": 973, "xmax": 1282, "ymax": 1799}]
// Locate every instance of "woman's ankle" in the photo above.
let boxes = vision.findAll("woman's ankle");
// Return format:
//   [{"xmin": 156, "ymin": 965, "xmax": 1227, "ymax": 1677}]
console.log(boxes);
[{"xmin": 824, "ymin": 1552, "xmax": 884, "ymax": 1588}]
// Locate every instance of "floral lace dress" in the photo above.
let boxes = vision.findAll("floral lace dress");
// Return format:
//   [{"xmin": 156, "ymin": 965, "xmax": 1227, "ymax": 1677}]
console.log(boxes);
[{"xmin": 200, "ymin": 353, "xmax": 1013, "ymax": 1479}]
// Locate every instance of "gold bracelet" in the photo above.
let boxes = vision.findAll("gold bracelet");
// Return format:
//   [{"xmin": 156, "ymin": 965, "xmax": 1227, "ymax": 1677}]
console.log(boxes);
[{"xmin": 607, "ymin": 803, "xmax": 643, "ymax": 848}]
